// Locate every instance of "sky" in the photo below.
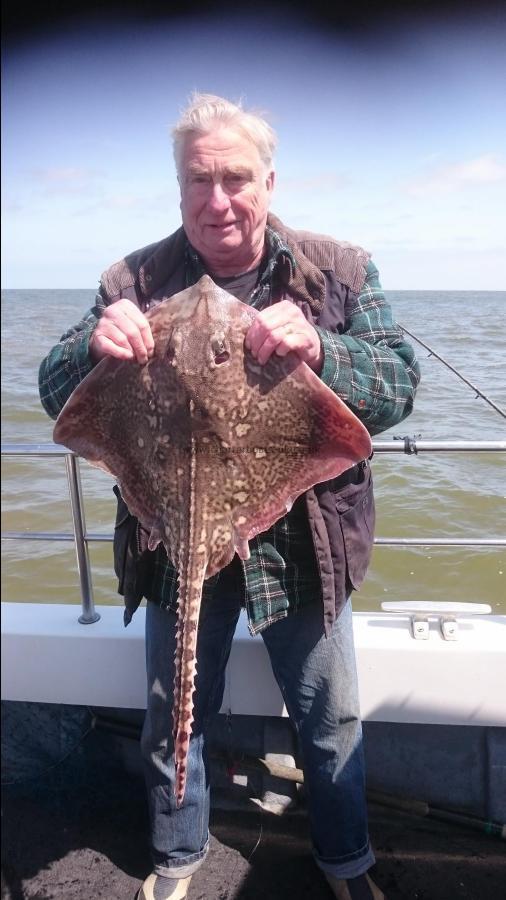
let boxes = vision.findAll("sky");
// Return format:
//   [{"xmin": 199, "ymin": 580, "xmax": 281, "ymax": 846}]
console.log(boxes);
[{"xmin": 2, "ymin": 4, "xmax": 506, "ymax": 290}]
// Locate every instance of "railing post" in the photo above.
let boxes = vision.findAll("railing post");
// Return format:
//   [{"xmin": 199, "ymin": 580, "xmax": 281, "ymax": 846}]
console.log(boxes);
[{"xmin": 64, "ymin": 453, "xmax": 100, "ymax": 624}]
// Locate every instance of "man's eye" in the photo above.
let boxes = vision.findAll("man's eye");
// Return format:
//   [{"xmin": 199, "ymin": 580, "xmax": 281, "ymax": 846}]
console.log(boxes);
[{"xmin": 225, "ymin": 174, "xmax": 247, "ymax": 186}]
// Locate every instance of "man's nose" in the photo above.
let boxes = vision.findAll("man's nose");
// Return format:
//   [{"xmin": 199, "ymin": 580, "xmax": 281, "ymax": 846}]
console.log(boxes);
[{"xmin": 207, "ymin": 182, "xmax": 230, "ymax": 211}]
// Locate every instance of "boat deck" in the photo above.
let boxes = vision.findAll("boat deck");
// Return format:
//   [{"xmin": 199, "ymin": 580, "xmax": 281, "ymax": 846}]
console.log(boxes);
[{"xmin": 2, "ymin": 749, "xmax": 505, "ymax": 900}]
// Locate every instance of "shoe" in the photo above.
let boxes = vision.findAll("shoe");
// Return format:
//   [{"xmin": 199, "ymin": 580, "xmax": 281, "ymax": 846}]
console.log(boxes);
[
  {"xmin": 325, "ymin": 872, "xmax": 385, "ymax": 900},
  {"xmin": 136, "ymin": 872, "xmax": 192, "ymax": 900}
]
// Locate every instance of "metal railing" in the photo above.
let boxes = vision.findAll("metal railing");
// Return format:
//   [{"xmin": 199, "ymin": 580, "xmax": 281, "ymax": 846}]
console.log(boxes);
[
  {"xmin": 1, "ymin": 443, "xmax": 101, "ymax": 624},
  {"xmin": 2, "ymin": 439, "xmax": 505, "ymax": 625}
]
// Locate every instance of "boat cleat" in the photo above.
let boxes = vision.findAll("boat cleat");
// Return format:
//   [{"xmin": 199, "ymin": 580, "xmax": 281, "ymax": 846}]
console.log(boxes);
[{"xmin": 381, "ymin": 601, "xmax": 492, "ymax": 641}]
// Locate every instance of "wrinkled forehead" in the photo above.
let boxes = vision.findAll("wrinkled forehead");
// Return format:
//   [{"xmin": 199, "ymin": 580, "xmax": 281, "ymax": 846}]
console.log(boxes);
[{"xmin": 180, "ymin": 126, "xmax": 268, "ymax": 175}]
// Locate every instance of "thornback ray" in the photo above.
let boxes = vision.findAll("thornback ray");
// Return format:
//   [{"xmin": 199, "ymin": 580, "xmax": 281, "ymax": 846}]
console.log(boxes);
[{"xmin": 53, "ymin": 274, "xmax": 372, "ymax": 808}]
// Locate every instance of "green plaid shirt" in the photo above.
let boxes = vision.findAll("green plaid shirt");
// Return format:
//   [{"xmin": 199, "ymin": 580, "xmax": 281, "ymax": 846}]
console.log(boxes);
[{"xmin": 39, "ymin": 227, "xmax": 420, "ymax": 633}]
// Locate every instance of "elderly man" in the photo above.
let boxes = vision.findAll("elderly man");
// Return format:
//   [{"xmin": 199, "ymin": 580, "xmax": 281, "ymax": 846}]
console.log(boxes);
[{"xmin": 39, "ymin": 93, "xmax": 420, "ymax": 900}]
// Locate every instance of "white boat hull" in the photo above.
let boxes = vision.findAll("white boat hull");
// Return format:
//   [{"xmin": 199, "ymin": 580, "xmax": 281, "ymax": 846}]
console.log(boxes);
[{"xmin": 2, "ymin": 602, "xmax": 505, "ymax": 727}]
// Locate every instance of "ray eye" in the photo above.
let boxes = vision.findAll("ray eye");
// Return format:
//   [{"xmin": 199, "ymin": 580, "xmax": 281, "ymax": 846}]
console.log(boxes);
[{"xmin": 212, "ymin": 338, "xmax": 230, "ymax": 365}]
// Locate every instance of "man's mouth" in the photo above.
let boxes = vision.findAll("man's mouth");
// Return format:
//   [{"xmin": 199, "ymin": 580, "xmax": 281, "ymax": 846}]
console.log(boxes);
[{"xmin": 206, "ymin": 221, "xmax": 238, "ymax": 229}]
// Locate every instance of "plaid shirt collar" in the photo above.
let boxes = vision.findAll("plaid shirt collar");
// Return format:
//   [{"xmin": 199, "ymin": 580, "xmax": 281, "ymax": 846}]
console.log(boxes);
[{"xmin": 184, "ymin": 226, "xmax": 296, "ymax": 309}]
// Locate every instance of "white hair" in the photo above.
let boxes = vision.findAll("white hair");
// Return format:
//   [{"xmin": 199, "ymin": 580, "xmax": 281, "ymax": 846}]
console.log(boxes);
[{"xmin": 172, "ymin": 92, "xmax": 277, "ymax": 175}]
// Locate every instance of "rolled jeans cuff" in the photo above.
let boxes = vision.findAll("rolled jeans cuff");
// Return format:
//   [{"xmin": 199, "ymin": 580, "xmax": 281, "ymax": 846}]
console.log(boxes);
[
  {"xmin": 314, "ymin": 841, "xmax": 376, "ymax": 880},
  {"xmin": 154, "ymin": 836, "xmax": 210, "ymax": 879}
]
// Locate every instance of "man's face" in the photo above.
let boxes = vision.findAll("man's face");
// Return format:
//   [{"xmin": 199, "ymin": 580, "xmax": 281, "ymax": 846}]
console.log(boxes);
[{"xmin": 179, "ymin": 127, "xmax": 275, "ymax": 274}]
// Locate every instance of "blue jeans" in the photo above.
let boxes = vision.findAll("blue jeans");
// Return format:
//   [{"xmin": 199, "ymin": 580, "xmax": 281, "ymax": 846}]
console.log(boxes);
[{"xmin": 141, "ymin": 591, "xmax": 375, "ymax": 880}]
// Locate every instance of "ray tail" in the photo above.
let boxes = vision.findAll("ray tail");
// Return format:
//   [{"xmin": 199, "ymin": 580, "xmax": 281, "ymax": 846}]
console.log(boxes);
[{"xmin": 172, "ymin": 439, "xmax": 208, "ymax": 809}]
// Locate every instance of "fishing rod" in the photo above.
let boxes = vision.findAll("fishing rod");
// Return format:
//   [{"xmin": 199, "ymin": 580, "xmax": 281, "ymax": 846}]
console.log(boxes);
[{"xmin": 399, "ymin": 323, "xmax": 506, "ymax": 420}]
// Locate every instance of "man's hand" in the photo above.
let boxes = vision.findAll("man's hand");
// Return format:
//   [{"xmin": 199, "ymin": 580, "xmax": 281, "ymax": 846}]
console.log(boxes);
[
  {"xmin": 89, "ymin": 299, "xmax": 155, "ymax": 364},
  {"xmin": 244, "ymin": 300, "xmax": 323, "ymax": 373}
]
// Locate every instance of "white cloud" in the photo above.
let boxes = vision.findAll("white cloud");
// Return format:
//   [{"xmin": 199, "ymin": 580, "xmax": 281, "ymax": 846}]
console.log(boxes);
[
  {"xmin": 73, "ymin": 189, "xmax": 176, "ymax": 217},
  {"xmin": 30, "ymin": 166, "xmax": 102, "ymax": 195},
  {"xmin": 102, "ymin": 193, "xmax": 147, "ymax": 210},
  {"xmin": 276, "ymin": 172, "xmax": 351, "ymax": 194},
  {"xmin": 406, "ymin": 154, "xmax": 506, "ymax": 196}
]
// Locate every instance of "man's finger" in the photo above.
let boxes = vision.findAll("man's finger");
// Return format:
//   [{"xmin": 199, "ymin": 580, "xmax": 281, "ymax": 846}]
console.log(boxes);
[
  {"xmin": 102, "ymin": 300, "xmax": 154, "ymax": 357},
  {"xmin": 113, "ymin": 312, "xmax": 152, "ymax": 363},
  {"xmin": 90, "ymin": 318, "xmax": 146, "ymax": 363},
  {"xmin": 246, "ymin": 302, "xmax": 305, "ymax": 352},
  {"xmin": 254, "ymin": 324, "xmax": 299, "ymax": 365},
  {"xmin": 90, "ymin": 328, "xmax": 135, "ymax": 361},
  {"xmin": 94, "ymin": 334, "xmax": 135, "ymax": 360},
  {"xmin": 117, "ymin": 303, "xmax": 155, "ymax": 355}
]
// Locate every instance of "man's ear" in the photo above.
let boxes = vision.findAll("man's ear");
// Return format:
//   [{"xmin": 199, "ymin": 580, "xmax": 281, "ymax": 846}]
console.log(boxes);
[{"xmin": 266, "ymin": 170, "xmax": 275, "ymax": 194}]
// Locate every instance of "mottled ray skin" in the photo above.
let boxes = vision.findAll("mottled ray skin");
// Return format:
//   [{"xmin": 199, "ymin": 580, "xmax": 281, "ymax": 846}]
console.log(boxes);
[{"xmin": 53, "ymin": 274, "xmax": 372, "ymax": 808}]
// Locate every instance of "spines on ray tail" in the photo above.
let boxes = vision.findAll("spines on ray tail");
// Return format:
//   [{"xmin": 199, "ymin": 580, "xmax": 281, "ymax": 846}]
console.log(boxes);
[{"xmin": 172, "ymin": 429, "xmax": 208, "ymax": 809}]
